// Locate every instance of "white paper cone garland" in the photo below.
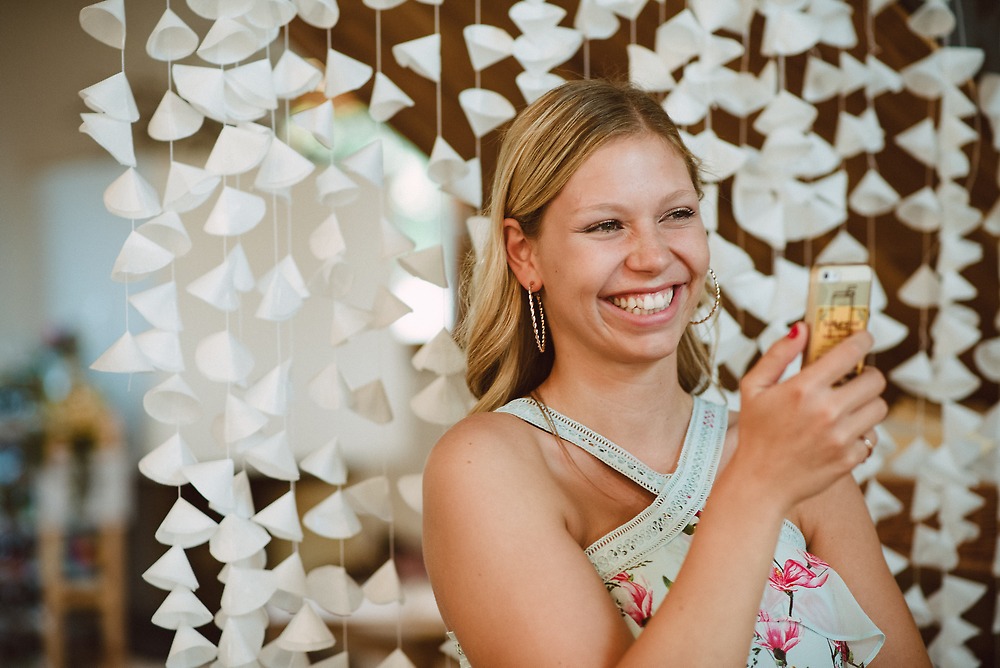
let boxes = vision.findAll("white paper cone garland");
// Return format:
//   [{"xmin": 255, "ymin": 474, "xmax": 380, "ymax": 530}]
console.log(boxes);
[
  {"xmin": 312, "ymin": 652, "xmax": 351, "ymax": 668},
  {"xmin": 153, "ymin": 587, "xmax": 214, "ymax": 630},
  {"xmin": 307, "ymin": 565, "xmax": 364, "ymax": 616},
  {"xmin": 273, "ymin": 50, "xmax": 324, "ymax": 100},
  {"xmin": 276, "ymin": 601, "xmax": 336, "ymax": 652},
  {"xmin": 299, "ymin": 438, "xmax": 348, "ymax": 485},
  {"xmin": 463, "ymin": 24, "xmax": 514, "ymax": 71},
  {"xmin": 397, "ymin": 245, "xmax": 448, "ymax": 288},
  {"xmin": 411, "ymin": 375, "xmax": 473, "ymax": 425},
  {"xmin": 341, "ymin": 140, "xmax": 384, "ymax": 188},
  {"xmin": 156, "ymin": 497, "xmax": 219, "ymax": 548},
  {"xmin": 330, "ymin": 301, "xmax": 372, "ymax": 347},
  {"xmin": 370, "ymin": 286, "xmax": 413, "ymax": 329},
  {"xmin": 139, "ymin": 433, "xmax": 198, "ymax": 486},
  {"xmin": 345, "ymin": 475, "xmax": 393, "ymax": 521},
  {"xmin": 292, "ymin": 100, "xmax": 336, "ymax": 149},
  {"xmin": 426, "ymin": 136, "xmax": 468, "ymax": 186},
  {"xmin": 458, "ymin": 88, "xmax": 516, "ymax": 138},
  {"xmin": 80, "ymin": 113, "xmax": 135, "ymax": 167},
  {"xmin": 259, "ymin": 639, "xmax": 310, "ymax": 668},
  {"xmin": 104, "ymin": 167, "xmax": 162, "ymax": 220},
  {"xmin": 144, "ymin": 546, "xmax": 200, "ymax": 592},
  {"xmin": 440, "ymin": 157, "xmax": 483, "ymax": 209},
  {"xmin": 252, "ymin": 490, "xmax": 303, "ymax": 541},
  {"xmin": 376, "ymin": 648, "xmax": 418, "ymax": 668},
  {"xmin": 270, "ymin": 551, "xmax": 308, "ymax": 612},
  {"xmin": 316, "ymin": 164, "xmax": 360, "ymax": 208},
  {"xmin": 205, "ymin": 123, "xmax": 273, "ymax": 176},
  {"xmin": 196, "ymin": 331, "xmax": 255, "ymax": 384},
  {"xmin": 111, "ymin": 231, "xmax": 174, "ymax": 281},
  {"xmin": 91, "ymin": 331, "xmax": 155, "ymax": 374},
  {"xmin": 217, "ymin": 613, "xmax": 267, "ymax": 666},
  {"xmin": 325, "ymin": 48, "xmax": 373, "ymax": 98},
  {"xmin": 133, "ymin": 328, "xmax": 183, "ymax": 372},
  {"xmin": 166, "ymin": 626, "xmax": 218, "ymax": 668},
  {"xmin": 363, "ymin": 558, "xmax": 403, "ymax": 604},
  {"xmin": 147, "ymin": 8, "xmax": 199, "ymax": 61},
  {"xmin": 245, "ymin": 430, "xmax": 300, "ymax": 481},
  {"xmin": 347, "ymin": 379, "xmax": 393, "ymax": 424},
  {"xmin": 307, "ymin": 362, "xmax": 346, "ymax": 411},
  {"xmin": 303, "ymin": 490, "xmax": 362, "ymax": 539},
  {"xmin": 220, "ymin": 566, "xmax": 278, "ymax": 616},
  {"xmin": 245, "ymin": 360, "xmax": 293, "ymax": 416},
  {"xmin": 209, "ymin": 514, "xmax": 272, "ymax": 563},
  {"xmin": 80, "ymin": 72, "xmax": 139, "ymax": 122}
]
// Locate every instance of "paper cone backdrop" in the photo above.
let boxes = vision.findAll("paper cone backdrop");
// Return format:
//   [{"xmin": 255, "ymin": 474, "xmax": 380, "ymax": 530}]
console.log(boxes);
[{"xmin": 80, "ymin": 0, "xmax": 999, "ymax": 664}]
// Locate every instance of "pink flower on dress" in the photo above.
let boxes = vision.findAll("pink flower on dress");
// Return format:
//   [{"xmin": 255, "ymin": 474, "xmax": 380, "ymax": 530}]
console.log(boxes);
[
  {"xmin": 608, "ymin": 572, "xmax": 653, "ymax": 627},
  {"xmin": 755, "ymin": 617, "xmax": 802, "ymax": 667},
  {"xmin": 769, "ymin": 558, "xmax": 830, "ymax": 593},
  {"xmin": 802, "ymin": 550, "xmax": 829, "ymax": 571}
]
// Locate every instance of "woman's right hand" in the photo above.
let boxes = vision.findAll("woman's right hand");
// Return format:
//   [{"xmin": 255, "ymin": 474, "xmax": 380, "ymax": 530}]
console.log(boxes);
[{"xmin": 733, "ymin": 322, "xmax": 888, "ymax": 512}]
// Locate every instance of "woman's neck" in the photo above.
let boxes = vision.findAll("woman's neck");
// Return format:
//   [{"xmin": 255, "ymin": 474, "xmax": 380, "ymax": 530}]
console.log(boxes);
[{"xmin": 534, "ymin": 355, "xmax": 694, "ymax": 469}]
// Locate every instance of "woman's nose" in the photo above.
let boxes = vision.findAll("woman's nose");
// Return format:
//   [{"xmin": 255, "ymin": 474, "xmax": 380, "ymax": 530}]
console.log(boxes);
[{"xmin": 624, "ymin": 227, "xmax": 670, "ymax": 272}]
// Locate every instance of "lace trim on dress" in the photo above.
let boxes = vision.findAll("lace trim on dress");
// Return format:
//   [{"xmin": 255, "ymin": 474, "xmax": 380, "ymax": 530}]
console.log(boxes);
[{"xmin": 499, "ymin": 396, "xmax": 728, "ymax": 580}]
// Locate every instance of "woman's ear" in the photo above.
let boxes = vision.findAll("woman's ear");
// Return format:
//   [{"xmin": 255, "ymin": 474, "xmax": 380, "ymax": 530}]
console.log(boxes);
[{"xmin": 503, "ymin": 217, "xmax": 540, "ymax": 290}]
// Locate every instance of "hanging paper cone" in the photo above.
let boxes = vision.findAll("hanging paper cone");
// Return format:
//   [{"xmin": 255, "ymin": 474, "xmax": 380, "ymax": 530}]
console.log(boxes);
[
  {"xmin": 245, "ymin": 359, "xmax": 292, "ymax": 416},
  {"xmin": 131, "ymin": 281, "xmax": 182, "ymax": 333},
  {"xmin": 299, "ymin": 438, "xmax": 348, "ymax": 485},
  {"xmin": 79, "ymin": 72, "xmax": 139, "ymax": 122},
  {"xmin": 143, "ymin": 545, "xmax": 200, "ymax": 591},
  {"xmin": 138, "ymin": 212, "xmax": 193, "ymax": 260},
  {"xmin": 441, "ymin": 156, "xmax": 483, "ymax": 209},
  {"xmin": 147, "ymin": 8, "xmax": 199, "ymax": 61},
  {"xmin": 312, "ymin": 652, "xmax": 351, "ymax": 668},
  {"xmin": 197, "ymin": 17, "xmax": 261, "ymax": 65},
  {"xmin": 210, "ymin": 514, "xmax": 271, "ymax": 564},
  {"xmin": 195, "ymin": 331, "xmax": 255, "ymax": 384},
  {"xmin": 911, "ymin": 524, "xmax": 959, "ymax": 571},
  {"xmin": 79, "ymin": 0, "xmax": 126, "ymax": 49},
  {"xmin": 297, "ymin": 0, "xmax": 340, "ymax": 29},
  {"xmin": 182, "ymin": 459, "xmax": 235, "ymax": 510},
  {"xmin": 307, "ymin": 362, "xmax": 346, "ymax": 411},
  {"xmin": 276, "ymin": 601, "xmax": 336, "ymax": 652},
  {"xmin": 316, "ymin": 164, "xmax": 360, "ymax": 208},
  {"xmin": 205, "ymin": 123, "xmax": 272, "ymax": 176},
  {"xmin": 340, "ymin": 140, "xmax": 383, "ymax": 188},
  {"xmin": 411, "ymin": 374, "xmax": 473, "ymax": 425},
  {"xmin": 165, "ymin": 626, "xmax": 217, "ymax": 668},
  {"xmin": 252, "ymin": 490, "xmax": 303, "ymax": 541},
  {"xmin": 90, "ymin": 331, "xmax": 155, "ymax": 373},
  {"xmin": 258, "ymin": 255, "xmax": 309, "ymax": 306},
  {"xmin": 79, "ymin": 113, "xmax": 135, "ymax": 167},
  {"xmin": 245, "ymin": 430, "xmax": 300, "ymax": 481},
  {"xmin": 270, "ymin": 551, "xmax": 308, "ymax": 612},
  {"xmin": 307, "ymin": 565, "xmax": 364, "ymax": 616},
  {"xmin": 511, "ymin": 27, "xmax": 581, "ymax": 75},
  {"xmin": 309, "ymin": 212, "xmax": 347, "ymax": 262},
  {"xmin": 134, "ymin": 329, "xmax": 184, "ymax": 373},
  {"xmin": 462, "ymin": 24, "xmax": 514, "ymax": 72},
  {"xmin": 148, "ymin": 90, "xmax": 205, "ymax": 142},
  {"xmin": 110, "ymin": 231, "xmax": 173, "ymax": 282},
  {"xmin": 259, "ymin": 638, "xmax": 310, "ymax": 668},
  {"xmin": 139, "ymin": 433, "xmax": 197, "ymax": 486},
  {"xmin": 325, "ymin": 47, "xmax": 373, "ymax": 98},
  {"xmin": 104, "ymin": 167, "xmax": 162, "ymax": 219},
  {"xmin": 172, "ymin": 64, "xmax": 228, "ymax": 121},
  {"xmin": 217, "ymin": 613, "xmax": 266, "ymax": 667},
  {"xmin": 363, "ymin": 558, "xmax": 403, "ymax": 605},
  {"xmin": 848, "ymin": 169, "xmax": 900, "ymax": 217},
  {"xmin": 256, "ymin": 270, "xmax": 306, "ymax": 322},
  {"xmin": 898, "ymin": 264, "xmax": 941, "ymax": 309},
  {"xmin": 426, "ymin": 136, "xmax": 468, "ymax": 186},
  {"xmin": 224, "ymin": 470, "xmax": 256, "ymax": 520},
  {"xmin": 369, "ymin": 286, "xmax": 412, "ymax": 329},
  {"xmin": 274, "ymin": 50, "xmax": 323, "ymax": 99},
  {"xmin": 221, "ymin": 566, "xmax": 278, "ymax": 616},
  {"xmin": 155, "ymin": 497, "xmax": 219, "ymax": 548},
  {"xmin": 346, "ymin": 476, "xmax": 392, "ymax": 522},
  {"xmin": 378, "ymin": 216, "xmax": 416, "ymax": 259},
  {"xmin": 291, "ymin": 98, "xmax": 335, "ymax": 148},
  {"xmin": 162, "ymin": 161, "xmax": 220, "ymax": 213},
  {"xmin": 376, "ymin": 648, "xmax": 417, "ymax": 668},
  {"xmin": 881, "ymin": 546, "xmax": 909, "ymax": 577},
  {"xmin": 152, "ymin": 587, "xmax": 214, "ymax": 630},
  {"xmin": 869, "ymin": 311, "xmax": 909, "ymax": 354},
  {"xmin": 303, "ymin": 490, "xmax": 362, "ymax": 539},
  {"xmin": 458, "ymin": 88, "xmax": 516, "ymax": 138},
  {"xmin": 392, "ymin": 33, "xmax": 441, "ymax": 82},
  {"xmin": 204, "ymin": 186, "xmax": 267, "ymax": 237},
  {"xmin": 509, "ymin": 0, "xmax": 565, "ymax": 36},
  {"xmin": 226, "ymin": 59, "xmax": 277, "ymax": 112},
  {"xmin": 255, "ymin": 138, "xmax": 315, "ymax": 191},
  {"xmin": 398, "ymin": 245, "xmax": 448, "ymax": 288},
  {"xmin": 347, "ymin": 379, "xmax": 393, "ymax": 425},
  {"xmin": 143, "ymin": 374, "xmax": 200, "ymax": 424},
  {"xmin": 627, "ymin": 44, "xmax": 674, "ymax": 94},
  {"xmin": 368, "ymin": 72, "xmax": 415, "ymax": 123},
  {"xmin": 760, "ymin": 7, "xmax": 821, "ymax": 56},
  {"xmin": 223, "ymin": 393, "xmax": 268, "ymax": 444},
  {"xmin": 330, "ymin": 301, "xmax": 371, "ymax": 347},
  {"xmin": 466, "ymin": 215, "xmax": 490, "ymax": 260}
]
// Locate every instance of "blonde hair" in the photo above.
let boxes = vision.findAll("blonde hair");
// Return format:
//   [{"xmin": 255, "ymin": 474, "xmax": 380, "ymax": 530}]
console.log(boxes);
[{"xmin": 459, "ymin": 79, "xmax": 713, "ymax": 413}]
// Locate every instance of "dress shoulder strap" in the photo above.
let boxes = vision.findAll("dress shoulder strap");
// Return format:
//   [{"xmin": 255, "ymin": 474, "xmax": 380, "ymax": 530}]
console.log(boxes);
[{"xmin": 496, "ymin": 396, "xmax": 724, "ymax": 494}]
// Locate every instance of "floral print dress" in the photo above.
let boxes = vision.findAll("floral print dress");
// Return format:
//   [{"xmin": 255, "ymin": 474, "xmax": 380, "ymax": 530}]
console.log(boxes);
[{"xmin": 444, "ymin": 396, "xmax": 885, "ymax": 667}]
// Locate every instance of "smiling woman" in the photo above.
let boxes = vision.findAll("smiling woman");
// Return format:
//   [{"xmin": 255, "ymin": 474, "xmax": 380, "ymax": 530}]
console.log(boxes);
[{"xmin": 421, "ymin": 79, "xmax": 931, "ymax": 667}]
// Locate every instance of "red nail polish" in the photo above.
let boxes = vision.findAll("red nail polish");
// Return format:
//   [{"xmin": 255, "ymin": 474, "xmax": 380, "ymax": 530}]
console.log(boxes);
[{"xmin": 787, "ymin": 324, "xmax": 800, "ymax": 339}]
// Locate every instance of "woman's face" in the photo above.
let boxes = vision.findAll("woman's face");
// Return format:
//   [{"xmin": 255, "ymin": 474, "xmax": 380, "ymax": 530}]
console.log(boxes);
[{"xmin": 526, "ymin": 133, "xmax": 709, "ymax": 368}]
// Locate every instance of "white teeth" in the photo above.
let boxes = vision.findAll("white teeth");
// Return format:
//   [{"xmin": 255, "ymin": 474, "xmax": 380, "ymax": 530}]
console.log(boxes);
[{"xmin": 610, "ymin": 287, "xmax": 674, "ymax": 315}]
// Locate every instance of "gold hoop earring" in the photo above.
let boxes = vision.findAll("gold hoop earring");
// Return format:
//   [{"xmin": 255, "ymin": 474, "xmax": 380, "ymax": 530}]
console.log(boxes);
[
  {"xmin": 528, "ymin": 282, "xmax": 546, "ymax": 353},
  {"xmin": 689, "ymin": 268, "xmax": 721, "ymax": 326}
]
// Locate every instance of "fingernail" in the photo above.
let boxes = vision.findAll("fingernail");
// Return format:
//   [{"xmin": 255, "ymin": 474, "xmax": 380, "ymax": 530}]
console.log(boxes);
[{"xmin": 787, "ymin": 323, "xmax": 800, "ymax": 339}]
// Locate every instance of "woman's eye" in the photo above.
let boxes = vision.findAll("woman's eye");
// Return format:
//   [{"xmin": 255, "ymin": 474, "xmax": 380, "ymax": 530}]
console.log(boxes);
[
  {"xmin": 663, "ymin": 207, "xmax": 696, "ymax": 222},
  {"xmin": 588, "ymin": 219, "xmax": 623, "ymax": 233}
]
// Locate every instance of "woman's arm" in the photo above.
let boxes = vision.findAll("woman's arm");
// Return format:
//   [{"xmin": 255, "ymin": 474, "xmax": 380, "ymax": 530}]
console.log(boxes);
[
  {"xmin": 797, "ymin": 475, "xmax": 932, "ymax": 666},
  {"xmin": 423, "ymin": 326, "xmax": 887, "ymax": 666}
]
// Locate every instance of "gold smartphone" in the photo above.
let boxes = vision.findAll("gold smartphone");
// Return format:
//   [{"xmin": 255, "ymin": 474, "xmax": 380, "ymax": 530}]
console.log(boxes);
[{"xmin": 804, "ymin": 263, "xmax": 872, "ymax": 375}]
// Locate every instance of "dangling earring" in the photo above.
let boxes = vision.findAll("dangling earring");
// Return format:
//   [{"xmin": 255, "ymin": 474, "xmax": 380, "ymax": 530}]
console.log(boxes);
[
  {"xmin": 528, "ymin": 282, "xmax": 546, "ymax": 353},
  {"xmin": 689, "ymin": 268, "xmax": 721, "ymax": 326}
]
